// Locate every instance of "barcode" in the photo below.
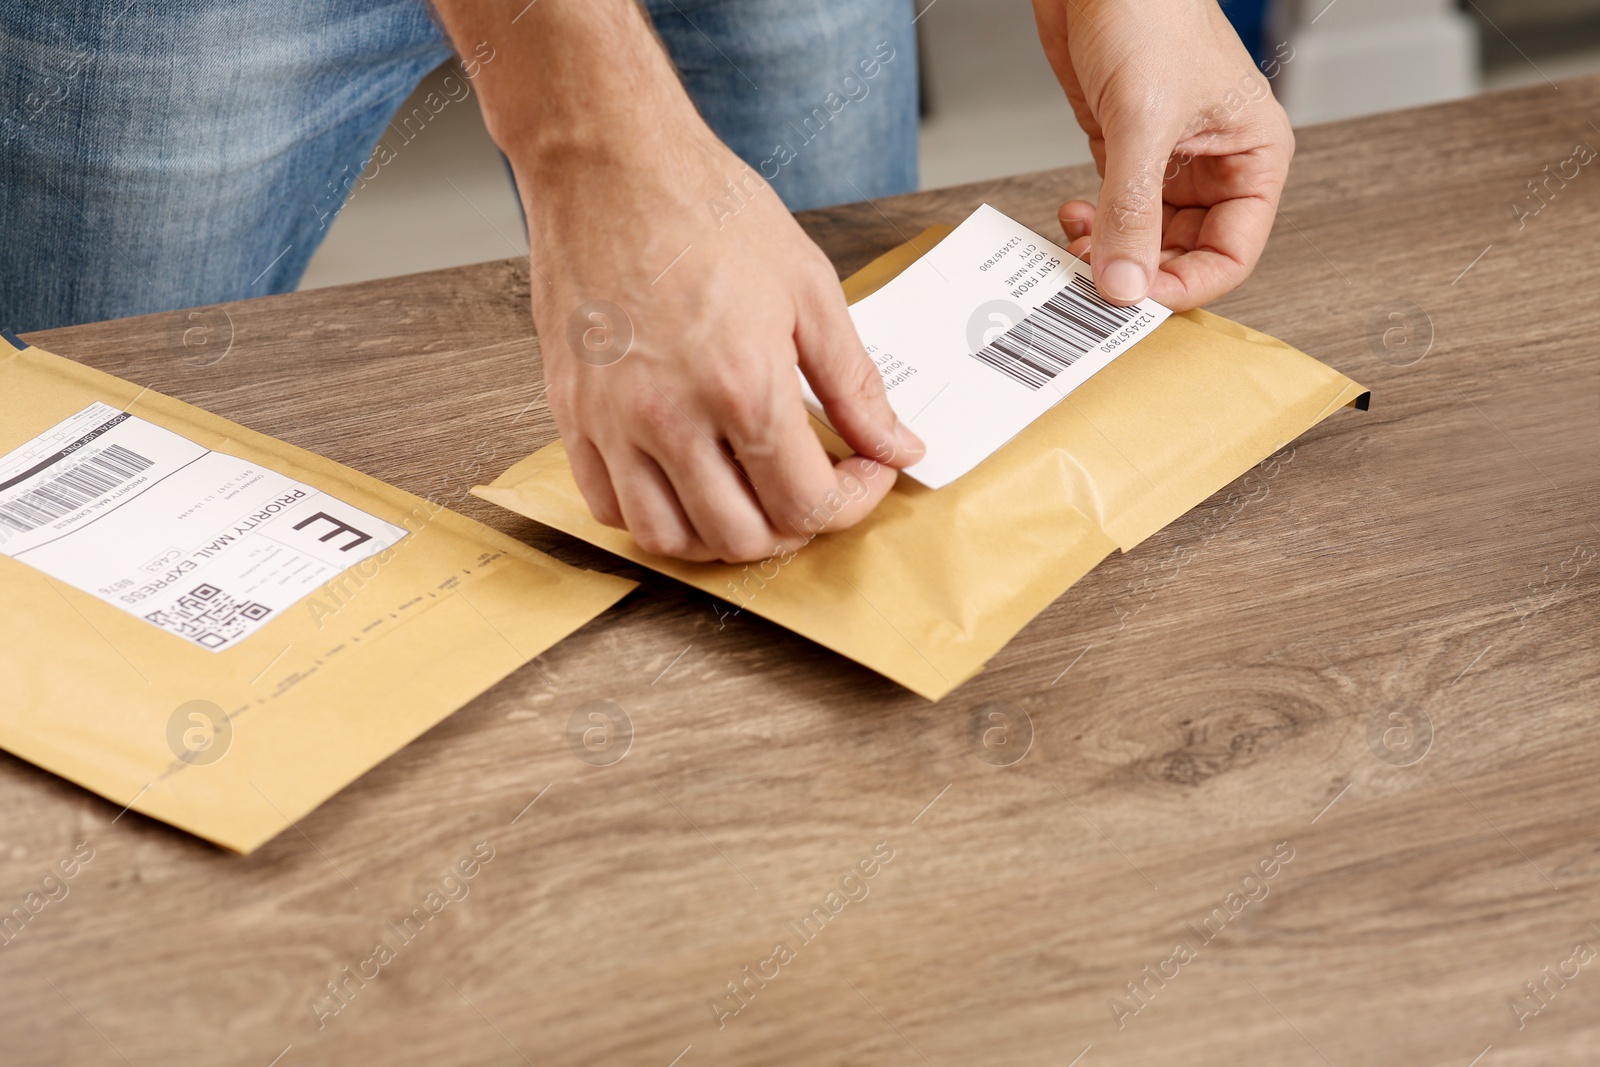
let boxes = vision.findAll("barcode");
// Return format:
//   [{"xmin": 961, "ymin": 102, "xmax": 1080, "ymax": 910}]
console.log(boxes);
[
  {"xmin": 0, "ymin": 444, "xmax": 154, "ymax": 536},
  {"xmin": 145, "ymin": 583, "xmax": 273, "ymax": 650},
  {"xmin": 971, "ymin": 274, "xmax": 1142, "ymax": 390}
]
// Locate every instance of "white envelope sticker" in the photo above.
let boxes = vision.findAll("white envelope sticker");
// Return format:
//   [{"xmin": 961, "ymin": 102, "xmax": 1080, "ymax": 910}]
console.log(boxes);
[
  {"xmin": 803, "ymin": 204, "xmax": 1172, "ymax": 488},
  {"xmin": 0, "ymin": 403, "xmax": 406, "ymax": 651}
]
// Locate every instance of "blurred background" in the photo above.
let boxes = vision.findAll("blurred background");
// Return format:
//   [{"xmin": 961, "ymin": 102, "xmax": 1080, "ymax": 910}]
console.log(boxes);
[{"xmin": 300, "ymin": 0, "xmax": 1600, "ymax": 290}]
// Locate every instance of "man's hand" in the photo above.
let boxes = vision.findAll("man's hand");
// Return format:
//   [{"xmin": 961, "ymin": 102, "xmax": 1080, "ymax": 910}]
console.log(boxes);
[
  {"xmin": 529, "ymin": 128, "xmax": 926, "ymax": 563},
  {"xmin": 1033, "ymin": 0, "xmax": 1293, "ymax": 310},
  {"xmin": 431, "ymin": 0, "xmax": 923, "ymax": 563}
]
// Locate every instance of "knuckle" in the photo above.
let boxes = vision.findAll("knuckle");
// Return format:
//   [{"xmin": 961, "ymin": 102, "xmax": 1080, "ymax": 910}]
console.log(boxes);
[
  {"xmin": 631, "ymin": 392, "xmax": 694, "ymax": 454},
  {"xmin": 822, "ymin": 350, "xmax": 884, "ymax": 414},
  {"xmin": 1104, "ymin": 183, "xmax": 1161, "ymax": 235},
  {"xmin": 846, "ymin": 352, "xmax": 885, "ymax": 402},
  {"xmin": 704, "ymin": 375, "xmax": 765, "ymax": 442},
  {"xmin": 632, "ymin": 522, "xmax": 689, "ymax": 559},
  {"xmin": 726, "ymin": 409, "xmax": 785, "ymax": 465},
  {"xmin": 713, "ymin": 529, "xmax": 772, "ymax": 564}
]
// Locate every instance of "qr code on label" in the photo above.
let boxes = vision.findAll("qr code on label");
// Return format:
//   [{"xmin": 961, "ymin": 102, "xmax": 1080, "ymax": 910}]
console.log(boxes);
[{"xmin": 144, "ymin": 583, "xmax": 273, "ymax": 650}]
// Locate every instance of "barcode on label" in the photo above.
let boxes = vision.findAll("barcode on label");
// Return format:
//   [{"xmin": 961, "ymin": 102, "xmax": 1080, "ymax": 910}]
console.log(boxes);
[
  {"xmin": 971, "ymin": 273, "xmax": 1142, "ymax": 390},
  {"xmin": 144, "ymin": 582, "xmax": 273, "ymax": 650},
  {"xmin": 0, "ymin": 444, "xmax": 155, "ymax": 537}
]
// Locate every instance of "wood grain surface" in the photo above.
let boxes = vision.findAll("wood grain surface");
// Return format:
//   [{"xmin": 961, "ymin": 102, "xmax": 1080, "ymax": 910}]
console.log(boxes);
[{"xmin": 4, "ymin": 76, "xmax": 1598, "ymax": 1067}]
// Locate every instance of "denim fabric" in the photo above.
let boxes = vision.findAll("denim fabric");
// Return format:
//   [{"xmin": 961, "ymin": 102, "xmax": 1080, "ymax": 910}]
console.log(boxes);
[
  {"xmin": 0, "ymin": 0, "xmax": 918, "ymax": 332},
  {"xmin": 646, "ymin": 0, "xmax": 919, "ymax": 211}
]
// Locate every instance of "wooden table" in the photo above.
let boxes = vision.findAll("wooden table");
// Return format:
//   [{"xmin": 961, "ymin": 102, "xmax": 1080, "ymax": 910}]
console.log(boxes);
[{"xmin": 6, "ymin": 76, "xmax": 1597, "ymax": 1067}]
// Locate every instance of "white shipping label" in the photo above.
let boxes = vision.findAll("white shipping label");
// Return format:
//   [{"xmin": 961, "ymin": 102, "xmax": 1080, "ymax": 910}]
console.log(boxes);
[
  {"xmin": 802, "ymin": 203, "xmax": 1172, "ymax": 488},
  {"xmin": 0, "ymin": 403, "xmax": 406, "ymax": 651}
]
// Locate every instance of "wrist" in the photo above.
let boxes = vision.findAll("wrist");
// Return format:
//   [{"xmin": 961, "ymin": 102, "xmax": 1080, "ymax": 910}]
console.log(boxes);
[
  {"xmin": 511, "ymin": 113, "xmax": 737, "ymax": 295},
  {"xmin": 508, "ymin": 106, "xmax": 733, "ymax": 259},
  {"xmin": 503, "ymin": 100, "xmax": 712, "ymax": 192}
]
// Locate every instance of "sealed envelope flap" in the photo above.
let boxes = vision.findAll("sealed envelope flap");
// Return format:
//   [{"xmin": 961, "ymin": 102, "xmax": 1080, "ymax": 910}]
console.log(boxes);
[
  {"xmin": 0, "ymin": 339, "xmax": 635, "ymax": 853},
  {"xmin": 473, "ymin": 227, "xmax": 1365, "ymax": 702}
]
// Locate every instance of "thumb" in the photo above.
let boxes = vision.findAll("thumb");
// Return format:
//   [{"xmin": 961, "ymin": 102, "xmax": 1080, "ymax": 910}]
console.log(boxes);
[
  {"xmin": 1092, "ymin": 127, "xmax": 1171, "ymax": 305},
  {"xmin": 794, "ymin": 287, "xmax": 925, "ymax": 468}
]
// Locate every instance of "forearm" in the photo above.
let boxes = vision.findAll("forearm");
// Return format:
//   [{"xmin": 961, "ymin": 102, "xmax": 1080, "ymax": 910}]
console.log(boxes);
[
  {"xmin": 429, "ymin": 0, "xmax": 705, "ymax": 171},
  {"xmin": 431, "ymin": 0, "xmax": 732, "ymax": 280}
]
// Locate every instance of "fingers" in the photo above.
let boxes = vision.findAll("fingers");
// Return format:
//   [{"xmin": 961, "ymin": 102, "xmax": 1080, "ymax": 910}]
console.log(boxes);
[
  {"xmin": 833, "ymin": 453, "xmax": 898, "ymax": 520},
  {"xmin": 567, "ymin": 437, "xmax": 623, "ymax": 528},
  {"xmin": 608, "ymin": 447, "xmax": 717, "ymax": 562},
  {"xmin": 1070, "ymin": 239, "xmax": 1183, "ymax": 268},
  {"xmin": 1064, "ymin": 156, "xmax": 1284, "ymax": 312},
  {"xmin": 665, "ymin": 437, "xmax": 796, "ymax": 563},
  {"xmin": 595, "ymin": 374, "xmax": 899, "ymax": 563},
  {"xmin": 1153, "ymin": 166, "xmax": 1283, "ymax": 311},
  {"xmin": 823, "ymin": 453, "xmax": 898, "ymax": 532},
  {"xmin": 1136, "ymin": 160, "xmax": 1280, "ymax": 310},
  {"xmin": 794, "ymin": 277, "xmax": 925, "ymax": 469},
  {"xmin": 1091, "ymin": 124, "xmax": 1177, "ymax": 306},
  {"xmin": 729, "ymin": 370, "xmax": 899, "ymax": 549},
  {"xmin": 1065, "ymin": 201, "xmax": 1185, "ymax": 237},
  {"xmin": 1058, "ymin": 199, "xmax": 1095, "ymax": 245}
]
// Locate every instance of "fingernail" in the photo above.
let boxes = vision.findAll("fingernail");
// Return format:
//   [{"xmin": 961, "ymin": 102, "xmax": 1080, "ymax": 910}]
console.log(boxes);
[
  {"xmin": 893, "ymin": 420, "xmax": 926, "ymax": 459},
  {"xmin": 1098, "ymin": 258, "xmax": 1148, "ymax": 304}
]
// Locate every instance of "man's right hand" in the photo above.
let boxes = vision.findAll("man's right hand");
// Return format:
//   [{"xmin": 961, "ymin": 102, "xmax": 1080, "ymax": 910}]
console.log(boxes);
[{"xmin": 432, "ymin": 0, "xmax": 922, "ymax": 563}]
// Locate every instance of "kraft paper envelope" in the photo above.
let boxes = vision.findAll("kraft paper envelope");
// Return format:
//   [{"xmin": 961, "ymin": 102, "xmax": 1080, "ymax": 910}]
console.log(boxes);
[
  {"xmin": 0, "ymin": 335, "xmax": 634, "ymax": 852},
  {"xmin": 473, "ymin": 226, "xmax": 1368, "ymax": 701}
]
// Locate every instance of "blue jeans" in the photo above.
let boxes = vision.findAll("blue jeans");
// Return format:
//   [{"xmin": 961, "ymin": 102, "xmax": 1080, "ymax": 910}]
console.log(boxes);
[{"xmin": 0, "ymin": 0, "xmax": 918, "ymax": 332}]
